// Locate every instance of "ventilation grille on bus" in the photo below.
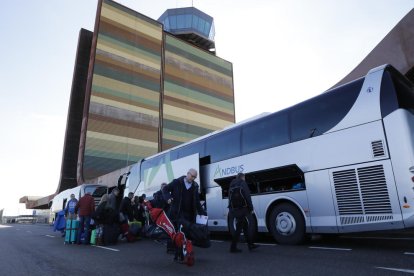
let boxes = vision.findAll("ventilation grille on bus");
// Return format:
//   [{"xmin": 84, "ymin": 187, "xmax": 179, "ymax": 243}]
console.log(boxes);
[
  {"xmin": 332, "ymin": 164, "xmax": 393, "ymax": 225},
  {"xmin": 371, "ymin": 140, "xmax": 385, "ymax": 158}
]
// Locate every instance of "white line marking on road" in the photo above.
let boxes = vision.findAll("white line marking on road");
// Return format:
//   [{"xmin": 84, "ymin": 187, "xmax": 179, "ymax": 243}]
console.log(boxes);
[
  {"xmin": 376, "ymin": 267, "xmax": 414, "ymax": 273},
  {"xmin": 45, "ymin": 235, "xmax": 55, "ymax": 238},
  {"xmin": 404, "ymin": 252, "xmax": 414, "ymax": 255},
  {"xmin": 92, "ymin": 245, "xmax": 120, "ymax": 252},
  {"xmin": 309, "ymin": 246, "xmax": 352, "ymax": 251},
  {"xmin": 255, "ymin": 243, "xmax": 277, "ymax": 246},
  {"xmin": 26, "ymin": 231, "xmax": 32, "ymax": 233}
]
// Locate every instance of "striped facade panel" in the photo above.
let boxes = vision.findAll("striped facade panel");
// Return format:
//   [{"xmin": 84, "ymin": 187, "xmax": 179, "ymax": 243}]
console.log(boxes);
[
  {"xmin": 84, "ymin": 0, "xmax": 163, "ymax": 180},
  {"xmin": 162, "ymin": 34, "xmax": 235, "ymax": 150}
]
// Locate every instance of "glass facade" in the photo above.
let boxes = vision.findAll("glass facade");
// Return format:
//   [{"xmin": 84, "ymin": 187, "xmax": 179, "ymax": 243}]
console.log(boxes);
[{"xmin": 158, "ymin": 7, "xmax": 215, "ymax": 41}]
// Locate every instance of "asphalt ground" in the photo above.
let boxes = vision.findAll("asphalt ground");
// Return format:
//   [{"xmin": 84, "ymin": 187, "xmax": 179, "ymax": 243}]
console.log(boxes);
[{"xmin": 0, "ymin": 223, "xmax": 414, "ymax": 275}]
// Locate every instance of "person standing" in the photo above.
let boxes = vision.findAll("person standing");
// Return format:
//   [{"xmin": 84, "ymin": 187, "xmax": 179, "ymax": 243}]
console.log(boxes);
[
  {"xmin": 65, "ymin": 194, "xmax": 78, "ymax": 220},
  {"xmin": 228, "ymin": 173, "xmax": 259, "ymax": 253},
  {"xmin": 132, "ymin": 195, "xmax": 145, "ymax": 225},
  {"xmin": 119, "ymin": 192, "xmax": 135, "ymax": 241},
  {"xmin": 163, "ymin": 168, "xmax": 207, "ymax": 261},
  {"xmin": 120, "ymin": 192, "xmax": 134, "ymax": 224},
  {"xmin": 75, "ymin": 191, "xmax": 95, "ymax": 245},
  {"xmin": 93, "ymin": 194, "xmax": 108, "ymax": 246},
  {"xmin": 151, "ymin": 183, "xmax": 168, "ymax": 210}
]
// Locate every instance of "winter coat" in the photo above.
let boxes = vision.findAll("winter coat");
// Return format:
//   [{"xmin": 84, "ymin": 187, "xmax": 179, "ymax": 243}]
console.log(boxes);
[
  {"xmin": 163, "ymin": 176, "xmax": 206, "ymax": 224},
  {"xmin": 228, "ymin": 178, "xmax": 253, "ymax": 211},
  {"xmin": 65, "ymin": 198, "xmax": 78, "ymax": 215},
  {"xmin": 119, "ymin": 197, "xmax": 134, "ymax": 222},
  {"xmin": 75, "ymin": 194, "xmax": 95, "ymax": 216}
]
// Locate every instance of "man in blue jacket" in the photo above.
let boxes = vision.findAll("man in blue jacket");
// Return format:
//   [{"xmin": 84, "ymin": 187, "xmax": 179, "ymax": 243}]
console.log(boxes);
[{"xmin": 65, "ymin": 194, "xmax": 78, "ymax": 220}]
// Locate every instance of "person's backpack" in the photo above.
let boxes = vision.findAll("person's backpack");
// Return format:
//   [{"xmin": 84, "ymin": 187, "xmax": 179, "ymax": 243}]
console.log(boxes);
[{"xmin": 229, "ymin": 183, "xmax": 248, "ymax": 209}]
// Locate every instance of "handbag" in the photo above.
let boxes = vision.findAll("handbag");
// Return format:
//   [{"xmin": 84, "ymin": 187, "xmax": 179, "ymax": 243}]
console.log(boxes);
[{"xmin": 189, "ymin": 223, "xmax": 211, "ymax": 248}]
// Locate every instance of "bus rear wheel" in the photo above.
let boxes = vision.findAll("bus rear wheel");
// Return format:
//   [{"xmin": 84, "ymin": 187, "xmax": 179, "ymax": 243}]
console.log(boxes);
[{"xmin": 269, "ymin": 203, "xmax": 305, "ymax": 245}]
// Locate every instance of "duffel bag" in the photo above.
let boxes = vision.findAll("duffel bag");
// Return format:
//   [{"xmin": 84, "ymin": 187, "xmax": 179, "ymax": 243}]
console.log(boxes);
[{"xmin": 188, "ymin": 223, "xmax": 211, "ymax": 248}]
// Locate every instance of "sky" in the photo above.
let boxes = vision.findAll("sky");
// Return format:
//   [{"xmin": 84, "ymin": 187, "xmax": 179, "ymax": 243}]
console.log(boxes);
[{"xmin": 1, "ymin": 0, "xmax": 413, "ymax": 215}]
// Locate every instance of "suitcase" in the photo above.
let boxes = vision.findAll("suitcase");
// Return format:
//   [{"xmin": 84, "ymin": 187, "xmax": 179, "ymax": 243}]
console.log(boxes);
[
  {"xmin": 129, "ymin": 221, "xmax": 142, "ymax": 236},
  {"xmin": 120, "ymin": 223, "xmax": 135, "ymax": 242},
  {"xmin": 90, "ymin": 229, "xmax": 97, "ymax": 245},
  {"xmin": 64, "ymin": 219, "xmax": 79, "ymax": 244}
]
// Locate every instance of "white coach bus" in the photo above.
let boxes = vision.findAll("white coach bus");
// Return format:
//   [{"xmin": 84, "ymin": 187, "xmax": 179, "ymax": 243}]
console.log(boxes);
[
  {"xmin": 49, "ymin": 184, "xmax": 107, "ymax": 224},
  {"xmin": 124, "ymin": 64, "xmax": 414, "ymax": 244}
]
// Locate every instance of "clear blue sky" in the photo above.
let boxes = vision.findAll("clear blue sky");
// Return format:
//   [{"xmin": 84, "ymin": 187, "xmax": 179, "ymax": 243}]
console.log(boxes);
[{"xmin": 0, "ymin": 0, "xmax": 413, "ymax": 215}]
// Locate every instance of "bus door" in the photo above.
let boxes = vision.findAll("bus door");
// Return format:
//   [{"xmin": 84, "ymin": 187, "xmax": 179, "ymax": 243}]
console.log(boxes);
[{"xmin": 138, "ymin": 153, "xmax": 200, "ymax": 199}]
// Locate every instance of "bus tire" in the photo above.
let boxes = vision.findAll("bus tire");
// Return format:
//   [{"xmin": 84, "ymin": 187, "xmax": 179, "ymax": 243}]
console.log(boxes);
[
  {"xmin": 228, "ymin": 211, "xmax": 257, "ymax": 242},
  {"xmin": 269, "ymin": 203, "xmax": 305, "ymax": 245}
]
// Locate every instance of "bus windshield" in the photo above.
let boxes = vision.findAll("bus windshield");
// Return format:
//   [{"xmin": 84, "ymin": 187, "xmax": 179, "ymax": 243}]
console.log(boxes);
[
  {"xmin": 381, "ymin": 67, "xmax": 414, "ymax": 117},
  {"xmin": 84, "ymin": 185, "xmax": 107, "ymax": 197}
]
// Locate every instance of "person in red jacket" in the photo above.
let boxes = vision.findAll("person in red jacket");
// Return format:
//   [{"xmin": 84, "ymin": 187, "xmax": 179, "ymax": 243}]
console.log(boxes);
[{"xmin": 75, "ymin": 192, "xmax": 95, "ymax": 245}]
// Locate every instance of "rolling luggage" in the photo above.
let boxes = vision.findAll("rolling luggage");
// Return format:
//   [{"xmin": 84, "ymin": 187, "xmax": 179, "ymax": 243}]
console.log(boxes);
[
  {"xmin": 90, "ymin": 229, "xmax": 97, "ymax": 245},
  {"xmin": 129, "ymin": 221, "xmax": 142, "ymax": 236},
  {"xmin": 120, "ymin": 223, "xmax": 135, "ymax": 242},
  {"xmin": 65, "ymin": 219, "xmax": 79, "ymax": 244}
]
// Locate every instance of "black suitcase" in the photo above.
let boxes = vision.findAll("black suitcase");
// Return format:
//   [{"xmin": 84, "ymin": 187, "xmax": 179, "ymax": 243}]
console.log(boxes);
[{"xmin": 103, "ymin": 224, "xmax": 120, "ymax": 246}]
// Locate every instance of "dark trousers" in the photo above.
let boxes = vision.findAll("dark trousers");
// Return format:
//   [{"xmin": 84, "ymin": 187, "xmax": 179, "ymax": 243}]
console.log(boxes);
[
  {"xmin": 230, "ymin": 208, "xmax": 252, "ymax": 249},
  {"xmin": 77, "ymin": 215, "xmax": 91, "ymax": 244}
]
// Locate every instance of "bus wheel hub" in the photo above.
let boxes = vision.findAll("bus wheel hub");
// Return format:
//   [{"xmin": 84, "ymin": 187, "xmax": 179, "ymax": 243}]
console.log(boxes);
[{"xmin": 276, "ymin": 212, "xmax": 296, "ymax": 236}]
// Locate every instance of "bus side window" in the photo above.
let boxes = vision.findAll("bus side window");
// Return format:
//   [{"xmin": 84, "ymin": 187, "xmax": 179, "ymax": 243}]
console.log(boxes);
[
  {"xmin": 213, "ymin": 177, "xmax": 232, "ymax": 198},
  {"xmin": 245, "ymin": 178, "xmax": 259, "ymax": 195}
]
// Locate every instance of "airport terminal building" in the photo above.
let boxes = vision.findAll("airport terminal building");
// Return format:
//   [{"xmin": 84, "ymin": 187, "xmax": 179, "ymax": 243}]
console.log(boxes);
[{"xmin": 58, "ymin": 0, "xmax": 235, "ymax": 194}]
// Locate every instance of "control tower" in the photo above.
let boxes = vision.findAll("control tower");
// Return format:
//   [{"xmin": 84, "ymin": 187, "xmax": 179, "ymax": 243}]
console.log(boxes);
[{"xmin": 158, "ymin": 7, "xmax": 216, "ymax": 54}]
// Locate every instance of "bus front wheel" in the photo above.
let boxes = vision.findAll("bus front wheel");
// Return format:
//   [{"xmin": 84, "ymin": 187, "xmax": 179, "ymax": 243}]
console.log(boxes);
[{"xmin": 269, "ymin": 203, "xmax": 305, "ymax": 245}]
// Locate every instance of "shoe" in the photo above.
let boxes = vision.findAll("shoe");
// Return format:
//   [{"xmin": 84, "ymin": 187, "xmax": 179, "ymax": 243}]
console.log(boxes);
[
  {"xmin": 174, "ymin": 256, "xmax": 185, "ymax": 264},
  {"xmin": 248, "ymin": 244, "xmax": 260, "ymax": 251},
  {"xmin": 174, "ymin": 251, "xmax": 185, "ymax": 264},
  {"xmin": 230, "ymin": 248, "xmax": 242, "ymax": 253}
]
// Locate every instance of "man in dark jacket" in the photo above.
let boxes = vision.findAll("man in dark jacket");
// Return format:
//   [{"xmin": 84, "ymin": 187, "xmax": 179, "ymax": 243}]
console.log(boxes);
[
  {"xmin": 163, "ymin": 168, "xmax": 206, "ymax": 224},
  {"xmin": 163, "ymin": 168, "xmax": 207, "ymax": 261},
  {"xmin": 75, "ymin": 192, "xmax": 95, "ymax": 245},
  {"xmin": 228, "ymin": 173, "xmax": 259, "ymax": 253},
  {"xmin": 151, "ymin": 183, "xmax": 168, "ymax": 210},
  {"xmin": 120, "ymin": 192, "xmax": 134, "ymax": 223}
]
